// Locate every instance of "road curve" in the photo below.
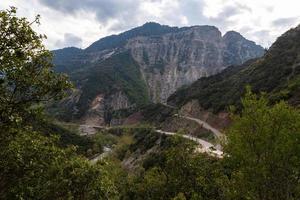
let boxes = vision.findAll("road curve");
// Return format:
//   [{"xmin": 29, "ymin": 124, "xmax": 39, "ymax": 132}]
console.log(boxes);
[
  {"xmin": 79, "ymin": 115, "xmax": 225, "ymax": 158},
  {"xmin": 156, "ymin": 130, "xmax": 223, "ymax": 158},
  {"xmin": 90, "ymin": 147, "xmax": 112, "ymax": 164},
  {"xmin": 175, "ymin": 114, "xmax": 223, "ymax": 138}
]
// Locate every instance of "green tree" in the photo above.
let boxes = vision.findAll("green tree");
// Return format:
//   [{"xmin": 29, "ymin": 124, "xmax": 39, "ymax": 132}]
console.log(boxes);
[
  {"xmin": 0, "ymin": 7, "xmax": 120, "ymax": 199},
  {"xmin": 162, "ymin": 136, "xmax": 224, "ymax": 200},
  {"xmin": 0, "ymin": 130, "xmax": 119, "ymax": 199},
  {"xmin": 224, "ymin": 88, "xmax": 300, "ymax": 200},
  {"xmin": 0, "ymin": 7, "xmax": 71, "ymax": 131},
  {"xmin": 123, "ymin": 135, "xmax": 225, "ymax": 200}
]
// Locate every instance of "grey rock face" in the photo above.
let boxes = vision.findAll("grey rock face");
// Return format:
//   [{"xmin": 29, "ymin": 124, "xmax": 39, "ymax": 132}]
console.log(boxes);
[
  {"xmin": 222, "ymin": 31, "xmax": 264, "ymax": 66},
  {"xmin": 125, "ymin": 26, "xmax": 264, "ymax": 102}
]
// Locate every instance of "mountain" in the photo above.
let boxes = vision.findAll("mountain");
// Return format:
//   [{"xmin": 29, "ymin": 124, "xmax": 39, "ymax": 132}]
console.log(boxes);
[
  {"xmin": 85, "ymin": 22, "xmax": 179, "ymax": 52},
  {"xmin": 168, "ymin": 24, "xmax": 300, "ymax": 113},
  {"xmin": 51, "ymin": 22, "xmax": 264, "ymax": 125}
]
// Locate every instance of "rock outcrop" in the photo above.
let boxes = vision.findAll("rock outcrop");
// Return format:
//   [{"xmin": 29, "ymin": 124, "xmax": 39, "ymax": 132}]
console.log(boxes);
[
  {"xmin": 167, "ymin": 24, "xmax": 300, "ymax": 114},
  {"xmin": 82, "ymin": 91, "xmax": 131, "ymax": 126},
  {"xmin": 125, "ymin": 25, "xmax": 263, "ymax": 102}
]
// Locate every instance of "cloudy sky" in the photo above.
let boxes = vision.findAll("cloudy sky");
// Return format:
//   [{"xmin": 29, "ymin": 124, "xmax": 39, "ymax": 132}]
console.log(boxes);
[{"xmin": 1, "ymin": 0, "xmax": 300, "ymax": 50}]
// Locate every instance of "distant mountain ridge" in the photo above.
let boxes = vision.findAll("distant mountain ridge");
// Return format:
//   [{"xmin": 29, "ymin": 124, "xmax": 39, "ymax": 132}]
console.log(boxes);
[
  {"xmin": 86, "ymin": 22, "xmax": 180, "ymax": 52},
  {"xmin": 51, "ymin": 22, "xmax": 264, "ymax": 125}
]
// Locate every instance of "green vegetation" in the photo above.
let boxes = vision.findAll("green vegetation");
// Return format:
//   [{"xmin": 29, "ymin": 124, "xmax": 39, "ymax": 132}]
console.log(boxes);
[
  {"xmin": 50, "ymin": 48, "xmax": 152, "ymax": 121},
  {"xmin": 67, "ymin": 51, "xmax": 150, "ymax": 119},
  {"xmin": 109, "ymin": 128, "xmax": 224, "ymax": 200},
  {"xmin": 223, "ymin": 89, "xmax": 300, "ymax": 199},
  {"xmin": 0, "ymin": 7, "xmax": 118, "ymax": 199},
  {"xmin": 168, "ymin": 24, "xmax": 300, "ymax": 112},
  {"xmin": 198, "ymin": 129, "xmax": 216, "ymax": 143},
  {"xmin": 0, "ymin": 7, "xmax": 71, "ymax": 130},
  {"xmin": 92, "ymin": 131, "xmax": 118, "ymax": 148},
  {"xmin": 0, "ymin": 130, "xmax": 119, "ymax": 199},
  {"xmin": 110, "ymin": 106, "xmax": 140, "ymax": 120},
  {"xmin": 141, "ymin": 103, "xmax": 176, "ymax": 125},
  {"xmin": 32, "ymin": 118, "xmax": 99, "ymax": 156},
  {"xmin": 2, "ymin": 6, "xmax": 300, "ymax": 200},
  {"xmin": 52, "ymin": 47, "xmax": 84, "ymax": 73},
  {"xmin": 110, "ymin": 90, "xmax": 300, "ymax": 200}
]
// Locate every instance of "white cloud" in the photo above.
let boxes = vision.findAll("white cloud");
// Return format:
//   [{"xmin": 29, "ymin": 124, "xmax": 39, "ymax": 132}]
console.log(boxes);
[
  {"xmin": 1, "ymin": 0, "xmax": 300, "ymax": 49},
  {"xmin": 55, "ymin": 33, "xmax": 83, "ymax": 49},
  {"xmin": 203, "ymin": 0, "xmax": 300, "ymax": 47}
]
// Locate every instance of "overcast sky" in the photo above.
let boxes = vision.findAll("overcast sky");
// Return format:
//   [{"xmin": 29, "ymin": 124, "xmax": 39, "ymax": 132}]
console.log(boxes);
[{"xmin": 1, "ymin": 0, "xmax": 300, "ymax": 50}]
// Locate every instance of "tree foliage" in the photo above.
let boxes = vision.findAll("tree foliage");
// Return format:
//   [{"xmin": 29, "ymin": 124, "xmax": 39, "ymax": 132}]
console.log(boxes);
[
  {"xmin": 224, "ymin": 88, "xmax": 300, "ymax": 200},
  {"xmin": 0, "ymin": 130, "xmax": 118, "ymax": 199},
  {"xmin": 0, "ymin": 7, "xmax": 71, "ymax": 130},
  {"xmin": 0, "ymin": 7, "xmax": 119, "ymax": 199},
  {"xmin": 118, "ymin": 90, "xmax": 300, "ymax": 200},
  {"xmin": 2, "ymin": 6, "xmax": 300, "ymax": 200},
  {"xmin": 122, "ymin": 135, "xmax": 225, "ymax": 200}
]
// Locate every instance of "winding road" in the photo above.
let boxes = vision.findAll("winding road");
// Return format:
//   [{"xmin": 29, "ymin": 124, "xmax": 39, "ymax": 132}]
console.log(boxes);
[
  {"xmin": 174, "ymin": 114, "xmax": 223, "ymax": 138},
  {"xmin": 155, "ymin": 130, "xmax": 223, "ymax": 158},
  {"xmin": 90, "ymin": 147, "xmax": 112, "ymax": 164},
  {"xmin": 82, "ymin": 112, "xmax": 225, "ymax": 160}
]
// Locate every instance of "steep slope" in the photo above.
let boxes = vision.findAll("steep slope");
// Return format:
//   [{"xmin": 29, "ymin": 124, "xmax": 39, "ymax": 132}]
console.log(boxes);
[
  {"xmin": 51, "ymin": 52, "xmax": 149, "ymax": 124},
  {"xmin": 52, "ymin": 47, "xmax": 84, "ymax": 73},
  {"xmin": 52, "ymin": 22, "xmax": 264, "ymax": 124},
  {"xmin": 222, "ymin": 31, "xmax": 264, "ymax": 66},
  {"xmin": 123, "ymin": 25, "xmax": 263, "ymax": 102},
  {"xmin": 168, "ymin": 24, "xmax": 300, "ymax": 112}
]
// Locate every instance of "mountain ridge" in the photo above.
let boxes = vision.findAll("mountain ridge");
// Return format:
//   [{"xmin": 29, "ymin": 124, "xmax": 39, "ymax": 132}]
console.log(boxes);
[
  {"xmin": 54, "ymin": 22, "xmax": 262, "ymax": 54},
  {"xmin": 167, "ymin": 24, "xmax": 300, "ymax": 112},
  {"xmin": 51, "ymin": 22, "xmax": 264, "ymax": 125}
]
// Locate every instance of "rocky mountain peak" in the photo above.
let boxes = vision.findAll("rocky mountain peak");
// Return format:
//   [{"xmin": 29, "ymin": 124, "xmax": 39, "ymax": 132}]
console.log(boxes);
[
  {"xmin": 85, "ymin": 22, "xmax": 177, "ymax": 52},
  {"xmin": 141, "ymin": 22, "xmax": 164, "ymax": 28},
  {"xmin": 168, "ymin": 23, "xmax": 300, "ymax": 113},
  {"xmin": 185, "ymin": 25, "xmax": 222, "ymax": 40},
  {"xmin": 223, "ymin": 31, "xmax": 245, "ymax": 41},
  {"xmin": 189, "ymin": 25, "xmax": 220, "ymax": 32},
  {"xmin": 222, "ymin": 30, "xmax": 264, "ymax": 66}
]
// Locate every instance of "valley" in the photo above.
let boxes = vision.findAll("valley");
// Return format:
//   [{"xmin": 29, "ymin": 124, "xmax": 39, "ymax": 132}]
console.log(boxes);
[
  {"xmin": 2, "ymin": 4, "xmax": 300, "ymax": 199},
  {"xmin": 77, "ymin": 111, "xmax": 225, "ymax": 161},
  {"xmin": 49, "ymin": 21, "xmax": 300, "ymax": 183},
  {"xmin": 54, "ymin": 22, "xmax": 300, "ymax": 199}
]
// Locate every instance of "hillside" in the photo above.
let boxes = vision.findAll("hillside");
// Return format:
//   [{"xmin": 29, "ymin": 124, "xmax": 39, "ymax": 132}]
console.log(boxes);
[
  {"xmin": 51, "ymin": 22, "xmax": 263, "ymax": 125},
  {"xmin": 168, "ymin": 25, "xmax": 300, "ymax": 112},
  {"xmin": 50, "ymin": 51, "xmax": 149, "ymax": 123}
]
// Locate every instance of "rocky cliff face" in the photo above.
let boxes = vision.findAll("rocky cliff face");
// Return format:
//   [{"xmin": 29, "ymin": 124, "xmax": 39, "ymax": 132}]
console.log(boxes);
[
  {"xmin": 125, "ymin": 25, "xmax": 263, "ymax": 102},
  {"xmin": 52, "ymin": 22, "xmax": 264, "ymax": 124},
  {"xmin": 167, "ymin": 24, "xmax": 300, "ymax": 113},
  {"xmin": 82, "ymin": 91, "xmax": 131, "ymax": 125}
]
